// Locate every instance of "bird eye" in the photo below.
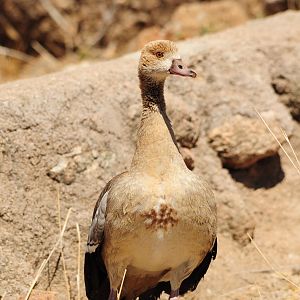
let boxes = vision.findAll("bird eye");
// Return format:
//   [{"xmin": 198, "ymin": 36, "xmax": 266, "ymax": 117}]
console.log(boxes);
[{"xmin": 156, "ymin": 52, "xmax": 164, "ymax": 58}]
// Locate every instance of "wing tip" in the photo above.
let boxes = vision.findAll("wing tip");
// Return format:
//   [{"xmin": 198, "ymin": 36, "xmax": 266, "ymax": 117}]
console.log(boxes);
[{"xmin": 86, "ymin": 243, "xmax": 98, "ymax": 253}]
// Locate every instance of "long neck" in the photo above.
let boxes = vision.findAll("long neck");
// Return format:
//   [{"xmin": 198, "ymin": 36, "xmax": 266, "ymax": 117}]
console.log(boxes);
[{"xmin": 131, "ymin": 74, "xmax": 185, "ymax": 176}]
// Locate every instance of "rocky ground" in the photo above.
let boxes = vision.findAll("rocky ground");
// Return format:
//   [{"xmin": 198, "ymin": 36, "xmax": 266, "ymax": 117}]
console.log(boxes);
[{"xmin": 1, "ymin": 10, "xmax": 300, "ymax": 300}]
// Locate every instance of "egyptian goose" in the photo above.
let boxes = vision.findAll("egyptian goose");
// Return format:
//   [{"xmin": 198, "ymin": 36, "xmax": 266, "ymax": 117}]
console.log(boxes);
[{"xmin": 84, "ymin": 40, "xmax": 217, "ymax": 300}]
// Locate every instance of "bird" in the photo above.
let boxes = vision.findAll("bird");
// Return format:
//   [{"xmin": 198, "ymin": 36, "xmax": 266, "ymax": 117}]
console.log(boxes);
[{"xmin": 84, "ymin": 40, "xmax": 217, "ymax": 300}]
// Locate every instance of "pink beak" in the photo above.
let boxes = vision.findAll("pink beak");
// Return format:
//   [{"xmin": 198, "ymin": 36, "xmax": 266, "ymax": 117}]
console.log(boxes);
[{"xmin": 169, "ymin": 59, "xmax": 197, "ymax": 78}]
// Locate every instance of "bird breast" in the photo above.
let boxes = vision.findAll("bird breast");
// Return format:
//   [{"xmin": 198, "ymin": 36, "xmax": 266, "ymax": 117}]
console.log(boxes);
[
  {"xmin": 105, "ymin": 172, "xmax": 216, "ymax": 272},
  {"xmin": 121, "ymin": 197, "xmax": 212, "ymax": 272},
  {"xmin": 141, "ymin": 201, "xmax": 179, "ymax": 231},
  {"xmin": 127, "ymin": 207, "xmax": 211, "ymax": 272}
]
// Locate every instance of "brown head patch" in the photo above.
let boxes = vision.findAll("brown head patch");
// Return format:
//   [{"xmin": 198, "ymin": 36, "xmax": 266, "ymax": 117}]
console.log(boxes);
[
  {"xmin": 142, "ymin": 40, "xmax": 177, "ymax": 56},
  {"xmin": 141, "ymin": 203, "xmax": 178, "ymax": 231},
  {"xmin": 138, "ymin": 40, "xmax": 178, "ymax": 76}
]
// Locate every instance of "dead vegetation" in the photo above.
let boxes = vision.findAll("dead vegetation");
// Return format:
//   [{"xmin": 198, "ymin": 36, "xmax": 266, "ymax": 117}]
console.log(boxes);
[{"xmin": 0, "ymin": 0, "xmax": 299, "ymax": 83}]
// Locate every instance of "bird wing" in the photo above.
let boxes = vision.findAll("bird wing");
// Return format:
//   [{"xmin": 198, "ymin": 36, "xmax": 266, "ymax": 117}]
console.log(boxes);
[
  {"xmin": 86, "ymin": 172, "xmax": 127, "ymax": 253},
  {"xmin": 84, "ymin": 172, "xmax": 127, "ymax": 300},
  {"xmin": 86, "ymin": 190, "xmax": 109, "ymax": 253}
]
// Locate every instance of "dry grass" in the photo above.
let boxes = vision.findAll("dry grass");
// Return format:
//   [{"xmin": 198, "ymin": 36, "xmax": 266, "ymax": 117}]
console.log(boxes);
[
  {"xmin": 0, "ymin": 45, "xmax": 32, "ymax": 62},
  {"xmin": 22, "ymin": 189, "xmax": 84, "ymax": 300},
  {"xmin": 31, "ymin": 41, "xmax": 58, "ymax": 64},
  {"xmin": 39, "ymin": 0, "xmax": 74, "ymax": 34},
  {"xmin": 117, "ymin": 269, "xmax": 127, "ymax": 300},
  {"xmin": 254, "ymin": 281, "xmax": 263, "ymax": 300},
  {"xmin": 24, "ymin": 208, "xmax": 72, "ymax": 300},
  {"xmin": 250, "ymin": 108, "xmax": 300, "ymax": 299},
  {"xmin": 255, "ymin": 108, "xmax": 300, "ymax": 176},
  {"xmin": 56, "ymin": 189, "xmax": 71, "ymax": 300},
  {"xmin": 22, "ymin": 189, "xmax": 83, "ymax": 300},
  {"xmin": 38, "ymin": 0, "xmax": 75, "ymax": 50},
  {"xmin": 247, "ymin": 233, "xmax": 300, "ymax": 291},
  {"xmin": 281, "ymin": 128, "xmax": 300, "ymax": 170}
]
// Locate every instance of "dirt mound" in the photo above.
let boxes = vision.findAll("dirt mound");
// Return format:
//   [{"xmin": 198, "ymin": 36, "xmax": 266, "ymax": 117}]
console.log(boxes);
[{"xmin": 1, "ymin": 11, "xmax": 300, "ymax": 299}]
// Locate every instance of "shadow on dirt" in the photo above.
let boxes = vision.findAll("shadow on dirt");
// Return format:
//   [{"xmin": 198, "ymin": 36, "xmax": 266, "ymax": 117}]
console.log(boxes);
[{"xmin": 228, "ymin": 154, "xmax": 285, "ymax": 189}]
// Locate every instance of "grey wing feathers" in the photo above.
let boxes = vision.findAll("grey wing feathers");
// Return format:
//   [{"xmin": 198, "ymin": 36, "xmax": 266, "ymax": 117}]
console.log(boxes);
[
  {"xmin": 86, "ymin": 191, "xmax": 108, "ymax": 253},
  {"xmin": 85, "ymin": 172, "xmax": 127, "ymax": 299},
  {"xmin": 86, "ymin": 172, "xmax": 127, "ymax": 253}
]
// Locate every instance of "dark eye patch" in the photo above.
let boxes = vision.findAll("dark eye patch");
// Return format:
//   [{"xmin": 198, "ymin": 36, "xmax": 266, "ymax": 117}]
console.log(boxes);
[{"xmin": 155, "ymin": 52, "xmax": 164, "ymax": 58}]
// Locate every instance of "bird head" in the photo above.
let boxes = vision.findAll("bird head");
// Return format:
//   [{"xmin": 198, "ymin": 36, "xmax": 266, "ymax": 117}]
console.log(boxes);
[{"xmin": 138, "ymin": 40, "xmax": 197, "ymax": 81}]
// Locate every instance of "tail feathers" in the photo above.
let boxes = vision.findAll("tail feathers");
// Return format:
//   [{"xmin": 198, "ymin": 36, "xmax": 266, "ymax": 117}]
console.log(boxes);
[
  {"xmin": 85, "ymin": 239, "xmax": 217, "ymax": 300},
  {"xmin": 84, "ymin": 246, "xmax": 110, "ymax": 300},
  {"xmin": 139, "ymin": 282, "xmax": 170, "ymax": 300}
]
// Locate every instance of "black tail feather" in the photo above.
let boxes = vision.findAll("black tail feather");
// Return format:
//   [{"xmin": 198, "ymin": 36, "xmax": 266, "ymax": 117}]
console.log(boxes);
[
  {"xmin": 84, "ymin": 246, "xmax": 110, "ymax": 300},
  {"xmin": 180, "ymin": 238, "xmax": 217, "ymax": 294},
  {"xmin": 85, "ymin": 239, "xmax": 217, "ymax": 300}
]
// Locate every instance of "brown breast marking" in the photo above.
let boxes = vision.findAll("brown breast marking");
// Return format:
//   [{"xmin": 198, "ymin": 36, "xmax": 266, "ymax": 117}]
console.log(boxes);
[{"xmin": 141, "ymin": 203, "xmax": 178, "ymax": 230}]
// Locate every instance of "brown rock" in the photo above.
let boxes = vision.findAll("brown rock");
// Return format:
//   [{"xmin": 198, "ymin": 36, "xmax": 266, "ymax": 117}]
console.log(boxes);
[
  {"xmin": 272, "ymin": 62, "xmax": 300, "ymax": 122},
  {"xmin": 167, "ymin": 95, "xmax": 201, "ymax": 149},
  {"xmin": 47, "ymin": 157, "xmax": 76, "ymax": 185},
  {"xmin": 208, "ymin": 115, "xmax": 285, "ymax": 169},
  {"xmin": 165, "ymin": 0, "xmax": 249, "ymax": 40},
  {"xmin": 216, "ymin": 191, "xmax": 255, "ymax": 246},
  {"xmin": 273, "ymin": 78, "xmax": 300, "ymax": 121}
]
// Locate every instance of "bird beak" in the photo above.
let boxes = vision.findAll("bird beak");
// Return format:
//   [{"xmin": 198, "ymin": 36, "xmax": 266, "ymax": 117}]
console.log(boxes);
[{"xmin": 169, "ymin": 59, "xmax": 197, "ymax": 78}]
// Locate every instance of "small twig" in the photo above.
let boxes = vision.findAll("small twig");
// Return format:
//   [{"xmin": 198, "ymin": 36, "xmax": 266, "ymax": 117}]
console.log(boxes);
[
  {"xmin": 31, "ymin": 41, "xmax": 58, "ymax": 63},
  {"xmin": 39, "ymin": 0, "xmax": 74, "ymax": 34},
  {"xmin": 117, "ymin": 269, "xmax": 127, "ymax": 300},
  {"xmin": 57, "ymin": 189, "xmax": 71, "ymax": 300},
  {"xmin": 236, "ymin": 264, "xmax": 300, "ymax": 274},
  {"xmin": 0, "ymin": 45, "xmax": 32, "ymax": 62},
  {"xmin": 76, "ymin": 223, "xmax": 81, "ymax": 300},
  {"xmin": 254, "ymin": 108, "xmax": 300, "ymax": 175},
  {"xmin": 247, "ymin": 233, "xmax": 300, "ymax": 290},
  {"xmin": 25, "ymin": 208, "xmax": 72, "ymax": 300},
  {"xmin": 0, "ymin": 14, "xmax": 20, "ymax": 41},
  {"xmin": 281, "ymin": 128, "xmax": 300, "ymax": 170},
  {"xmin": 45, "ymin": 252, "xmax": 62, "ymax": 289},
  {"xmin": 25, "ymin": 259, "xmax": 47, "ymax": 300},
  {"xmin": 39, "ymin": 0, "xmax": 75, "ymax": 50},
  {"xmin": 88, "ymin": 1, "xmax": 117, "ymax": 46},
  {"xmin": 254, "ymin": 280, "xmax": 263, "ymax": 300}
]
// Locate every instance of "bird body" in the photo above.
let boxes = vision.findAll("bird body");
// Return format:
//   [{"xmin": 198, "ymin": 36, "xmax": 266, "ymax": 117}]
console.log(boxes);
[
  {"xmin": 103, "ymin": 169, "xmax": 215, "ymax": 268},
  {"xmin": 85, "ymin": 40, "xmax": 217, "ymax": 300}
]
